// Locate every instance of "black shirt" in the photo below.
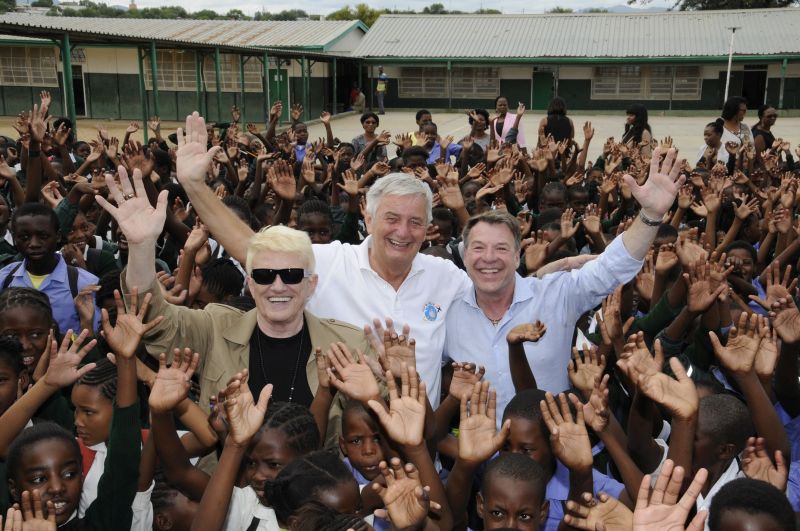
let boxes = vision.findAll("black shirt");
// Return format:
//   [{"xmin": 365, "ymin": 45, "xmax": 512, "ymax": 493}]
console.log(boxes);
[
  {"xmin": 751, "ymin": 125, "xmax": 775, "ymax": 151},
  {"xmin": 248, "ymin": 322, "xmax": 314, "ymax": 407}
]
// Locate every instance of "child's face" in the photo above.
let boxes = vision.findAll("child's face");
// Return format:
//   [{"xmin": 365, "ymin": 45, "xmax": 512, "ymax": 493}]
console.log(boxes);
[
  {"xmin": 477, "ymin": 477, "xmax": 548, "ymax": 530},
  {"xmin": 246, "ymin": 428, "xmax": 299, "ymax": 499},
  {"xmin": 155, "ymin": 490, "xmax": 199, "ymax": 531},
  {"xmin": 432, "ymin": 218, "xmax": 454, "ymax": 245},
  {"xmin": 71, "ymin": 384, "xmax": 113, "ymax": 447},
  {"xmin": 715, "ymin": 509, "xmax": 784, "ymax": 531},
  {"xmin": 727, "ymin": 248, "xmax": 755, "ymax": 282},
  {"xmin": 0, "ymin": 307, "xmax": 51, "ymax": 373},
  {"xmin": 67, "ymin": 212, "xmax": 95, "ymax": 249},
  {"xmin": 502, "ymin": 416, "xmax": 555, "ymax": 474},
  {"xmin": 294, "ymin": 124, "xmax": 309, "ymax": 145},
  {"xmin": 297, "ymin": 213, "xmax": 333, "ymax": 245},
  {"xmin": 12, "ymin": 215, "xmax": 58, "ymax": 268},
  {"xmin": 339, "ymin": 411, "xmax": 386, "ymax": 481},
  {"xmin": 569, "ymin": 192, "xmax": 589, "ymax": 216},
  {"xmin": 10, "ymin": 438, "xmax": 82, "ymax": 525},
  {"xmin": 540, "ymin": 192, "xmax": 566, "ymax": 212},
  {"xmin": 0, "ymin": 360, "xmax": 25, "ymax": 416}
]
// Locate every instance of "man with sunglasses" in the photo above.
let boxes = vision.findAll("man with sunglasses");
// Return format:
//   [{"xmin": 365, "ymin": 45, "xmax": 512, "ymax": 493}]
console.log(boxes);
[{"xmin": 104, "ymin": 166, "xmax": 374, "ymax": 438}]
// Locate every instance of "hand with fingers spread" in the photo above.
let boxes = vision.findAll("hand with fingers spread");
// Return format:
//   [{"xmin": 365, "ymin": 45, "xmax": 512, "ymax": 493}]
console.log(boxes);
[
  {"xmin": 448, "ymin": 362, "xmax": 485, "ymax": 402},
  {"xmin": 767, "ymin": 297, "xmax": 800, "ymax": 344},
  {"xmin": 741, "ymin": 436, "xmax": 788, "ymax": 492},
  {"xmin": 325, "ymin": 342, "xmax": 381, "ymax": 403},
  {"xmin": 540, "ymin": 392, "xmax": 593, "ymax": 472},
  {"xmin": 564, "ymin": 491, "xmax": 633, "ymax": 531},
  {"xmin": 458, "ymin": 381, "xmax": 510, "ymax": 464},
  {"xmin": 368, "ymin": 364, "xmax": 426, "ymax": 448},
  {"xmin": 581, "ymin": 374, "xmax": 611, "ymax": 434},
  {"xmin": 175, "ymin": 112, "xmax": 223, "ymax": 188},
  {"xmin": 632, "ymin": 460, "xmax": 708, "ymax": 531},
  {"xmin": 683, "ymin": 261, "xmax": 727, "ymax": 313},
  {"xmin": 506, "ymin": 321, "xmax": 546, "ymax": 345},
  {"xmin": 42, "ymin": 330, "xmax": 97, "ymax": 389},
  {"xmin": 382, "ymin": 330, "xmax": 417, "ymax": 374},
  {"xmin": 222, "ymin": 370, "xmax": 272, "ymax": 447},
  {"xmin": 754, "ymin": 315, "xmax": 779, "ymax": 386},
  {"xmin": 522, "ymin": 230, "xmax": 549, "ymax": 274},
  {"xmin": 675, "ymin": 229, "xmax": 708, "ymax": 267},
  {"xmin": 148, "ymin": 349, "xmax": 200, "ymax": 414},
  {"xmin": 372, "ymin": 459, "xmax": 438, "ymax": 530},
  {"xmin": 100, "ymin": 288, "xmax": 163, "ymax": 360},
  {"xmin": 655, "ymin": 243, "xmax": 678, "ymax": 275},
  {"xmin": 560, "ymin": 208, "xmax": 579, "ymax": 239},
  {"xmin": 597, "ymin": 286, "xmax": 633, "ymax": 348},
  {"xmin": 709, "ymin": 312, "xmax": 762, "ymax": 377},
  {"xmin": 18, "ymin": 490, "xmax": 56, "ymax": 531},
  {"xmin": 567, "ymin": 346, "xmax": 606, "ymax": 401},
  {"xmin": 751, "ymin": 261, "xmax": 797, "ymax": 310}
]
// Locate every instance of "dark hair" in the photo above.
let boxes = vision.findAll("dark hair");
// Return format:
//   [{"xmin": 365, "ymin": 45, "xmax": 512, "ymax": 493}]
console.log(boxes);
[
  {"xmin": 502, "ymin": 388, "xmax": 548, "ymax": 435},
  {"xmin": 494, "ymin": 95, "xmax": 508, "ymax": 106},
  {"xmin": 655, "ymin": 223, "xmax": 678, "ymax": 241},
  {"xmin": 547, "ymin": 97, "xmax": 567, "ymax": 116},
  {"xmin": 292, "ymin": 501, "xmax": 370, "ymax": 531},
  {"xmin": 462, "ymin": 210, "xmax": 521, "ymax": 251},
  {"xmin": 151, "ymin": 148, "xmax": 171, "ymax": 170},
  {"xmin": 0, "ymin": 336, "xmax": 24, "ymax": 375},
  {"xmin": 622, "ymin": 103, "xmax": 651, "ymax": 144},
  {"xmin": 698, "ymin": 394, "xmax": 753, "ymax": 453},
  {"xmin": 163, "ymin": 182, "xmax": 189, "ymax": 208},
  {"xmin": 257, "ymin": 401, "xmax": 320, "ymax": 456},
  {"xmin": 264, "ymin": 450, "xmax": 356, "ymax": 524},
  {"xmin": 542, "ymin": 181, "xmax": 567, "ymax": 198},
  {"xmin": 11, "ymin": 202, "xmax": 59, "ymax": 235},
  {"xmin": 721, "ymin": 96, "xmax": 747, "ymax": 121},
  {"xmin": 292, "ymin": 122, "xmax": 307, "ymax": 131},
  {"xmin": 402, "ymin": 146, "xmax": 429, "ymax": 165},
  {"xmin": 482, "ymin": 452, "xmax": 548, "ymax": 497},
  {"xmin": 566, "ymin": 184, "xmax": 589, "ymax": 200},
  {"xmin": 705, "ymin": 121, "xmax": 723, "ymax": 136},
  {"xmin": 0, "ymin": 288, "xmax": 54, "ymax": 329},
  {"xmin": 52, "ymin": 118, "xmax": 75, "ymax": 146},
  {"xmin": 757, "ymin": 104, "xmax": 775, "ymax": 119},
  {"xmin": 468, "ymin": 108, "xmax": 490, "ymax": 125},
  {"xmin": 151, "ymin": 469, "xmax": 180, "ymax": 512},
  {"xmin": 708, "ymin": 477, "xmax": 794, "ymax": 531},
  {"xmin": 75, "ymin": 358, "xmax": 118, "ymax": 401},
  {"xmin": 724, "ymin": 240, "xmax": 757, "ymax": 265},
  {"xmin": 336, "ymin": 142, "xmax": 355, "ymax": 154},
  {"xmin": 200, "ymin": 258, "xmax": 244, "ymax": 302},
  {"xmin": 432, "ymin": 206, "xmax": 456, "ymax": 225},
  {"xmin": 298, "ymin": 199, "xmax": 333, "ymax": 223},
  {"xmin": 360, "ymin": 112, "xmax": 379, "ymax": 125},
  {"xmin": 415, "ymin": 109, "xmax": 431, "ymax": 122},
  {"xmin": 96, "ymin": 271, "xmax": 123, "ymax": 309},
  {"xmin": 7, "ymin": 422, "xmax": 81, "ymax": 484},
  {"xmin": 222, "ymin": 195, "xmax": 256, "ymax": 230}
]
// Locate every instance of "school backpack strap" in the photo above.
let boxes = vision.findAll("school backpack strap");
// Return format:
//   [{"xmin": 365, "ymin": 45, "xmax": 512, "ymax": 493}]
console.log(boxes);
[
  {"xmin": 1, "ymin": 262, "xmax": 22, "ymax": 290},
  {"xmin": 66, "ymin": 264, "xmax": 80, "ymax": 300}
]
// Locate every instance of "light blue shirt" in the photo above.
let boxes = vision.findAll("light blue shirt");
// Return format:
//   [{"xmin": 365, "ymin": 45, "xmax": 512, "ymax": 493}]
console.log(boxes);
[
  {"xmin": 0, "ymin": 255, "xmax": 100, "ymax": 334},
  {"xmin": 444, "ymin": 236, "xmax": 643, "ymax": 425},
  {"xmin": 543, "ymin": 459, "xmax": 624, "ymax": 531},
  {"xmin": 426, "ymin": 142, "xmax": 463, "ymax": 164}
]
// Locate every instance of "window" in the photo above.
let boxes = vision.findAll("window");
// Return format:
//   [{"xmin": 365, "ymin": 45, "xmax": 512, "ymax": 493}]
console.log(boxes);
[
  {"xmin": 399, "ymin": 67, "xmax": 448, "ymax": 98},
  {"xmin": 0, "ymin": 47, "xmax": 58, "ymax": 87},
  {"xmin": 451, "ymin": 67, "xmax": 499, "ymax": 98},
  {"xmin": 203, "ymin": 54, "xmax": 262, "ymax": 93},
  {"xmin": 144, "ymin": 50, "xmax": 196, "ymax": 91},
  {"xmin": 591, "ymin": 65, "xmax": 701, "ymax": 100}
]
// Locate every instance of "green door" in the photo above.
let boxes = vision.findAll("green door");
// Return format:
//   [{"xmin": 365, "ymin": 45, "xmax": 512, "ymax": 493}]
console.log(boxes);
[
  {"xmin": 532, "ymin": 70, "xmax": 554, "ymax": 110},
  {"xmin": 268, "ymin": 68, "xmax": 289, "ymax": 122}
]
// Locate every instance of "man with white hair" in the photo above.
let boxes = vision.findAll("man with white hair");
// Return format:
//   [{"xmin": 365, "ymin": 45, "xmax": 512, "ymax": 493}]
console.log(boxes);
[{"xmin": 175, "ymin": 112, "xmax": 471, "ymax": 405}]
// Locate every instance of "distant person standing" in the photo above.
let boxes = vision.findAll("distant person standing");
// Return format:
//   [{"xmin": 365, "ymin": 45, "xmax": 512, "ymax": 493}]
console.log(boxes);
[
  {"xmin": 350, "ymin": 82, "xmax": 365, "ymax": 113},
  {"xmin": 375, "ymin": 66, "xmax": 388, "ymax": 115}
]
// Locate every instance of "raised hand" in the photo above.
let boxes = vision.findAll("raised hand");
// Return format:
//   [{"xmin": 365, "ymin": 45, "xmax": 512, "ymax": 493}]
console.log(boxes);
[
  {"xmin": 42, "ymin": 329, "xmax": 97, "ymax": 389},
  {"xmin": 582, "ymin": 203, "xmax": 601, "ymax": 235},
  {"xmin": 625, "ymin": 146, "xmax": 686, "ymax": 219},
  {"xmin": 567, "ymin": 346, "xmax": 606, "ymax": 401},
  {"xmin": 290, "ymin": 103, "xmax": 303, "ymax": 122},
  {"xmin": 709, "ymin": 312, "xmax": 762, "ymax": 377},
  {"xmin": 382, "ymin": 329, "xmax": 417, "ymax": 373},
  {"xmin": 506, "ymin": 321, "xmax": 546, "ymax": 345},
  {"xmin": 222, "ymin": 370, "xmax": 272, "ymax": 447},
  {"xmin": 521, "ymin": 230, "xmax": 549, "ymax": 274},
  {"xmin": 674, "ymin": 229, "xmax": 707, "ymax": 267},
  {"xmin": 267, "ymin": 159, "xmax": 297, "ymax": 201},
  {"xmin": 96, "ymin": 166, "xmax": 168, "ymax": 247},
  {"xmin": 751, "ymin": 261, "xmax": 797, "ymax": 310},
  {"xmin": 741, "ymin": 436, "xmax": 787, "ymax": 492},
  {"xmin": 326, "ymin": 342, "xmax": 381, "ymax": 403},
  {"xmin": 458, "ymin": 381, "xmax": 510, "ymax": 464},
  {"xmin": 19, "ymin": 489, "xmax": 56, "ymax": 530},
  {"xmin": 372, "ymin": 459, "xmax": 438, "ymax": 530},
  {"xmin": 336, "ymin": 168, "xmax": 360, "ymax": 197},
  {"xmin": 99, "ymin": 288, "xmax": 163, "ymax": 360},
  {"xmin": 768, "ymin": 297, "xmax": 800, "ymax": 344},
  {"xmin": 448, "ymin": 362, "xmax": 485, "ymax": 402},
  {"xmin": 683, "ymin": 261, "xmax": 726, "ymax": 313},
  {"xmin": 438, "ymin": 172, "xmax": 465, "ymax": 211},
  {"xmin": 368, "ymin": 364, "xmax": 426, "ymax": 448},
  {"xmin": 564, "ymin": 491, "xmax": 633, "ymax": 531},
  {"xmin": 632, "ymin": 460, "xmax": 708, "ymax": 531},
  {"xmin": 176, "ymin": 112, "xmax": 223, "ymax": 187},
  {"xmin": 560, "ymin": 208, "xmax": 579, "ymax": 239},
  {"xmin": 582, "ymin": 374, "xmax": 611, "ymax": 434},
  {"xmin": 755, "ymin": 316, "xmax": 779, "ymax": 386},
  {"xmin": 540, "ymin": 392, "xmax": 593, "ymax": 472},
  {"xmin": 148, "ymin": 349, "xmax": 200, "ymax": 414}
]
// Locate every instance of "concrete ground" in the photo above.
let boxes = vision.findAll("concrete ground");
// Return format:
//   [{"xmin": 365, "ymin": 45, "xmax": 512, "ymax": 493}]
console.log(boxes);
[{"xmin": 2, "ymin": 110, "xmax": 799, "ymax": 163}]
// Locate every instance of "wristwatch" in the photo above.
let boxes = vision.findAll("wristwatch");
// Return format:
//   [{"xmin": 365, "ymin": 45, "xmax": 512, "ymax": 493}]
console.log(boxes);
[{"xmin": 639, "ymin": 210, "xmax": 662, "ymax": 226}]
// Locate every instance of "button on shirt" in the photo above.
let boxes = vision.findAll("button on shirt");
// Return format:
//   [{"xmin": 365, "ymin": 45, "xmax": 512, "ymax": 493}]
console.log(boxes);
[
  {"xmin": 307, "ymin": 236, "xmax": 471, "ymax": 406},
  {"xmin": 0, "ymin": 255, "xmax": 100, "ymax": 334},
  {"xmin": 444, "ymin": 236, "xmax": 642, "ymax": 425}
]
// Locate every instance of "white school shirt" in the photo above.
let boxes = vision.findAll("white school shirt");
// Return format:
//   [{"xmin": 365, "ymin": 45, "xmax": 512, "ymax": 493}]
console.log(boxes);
[
  {"xmin": 307, "ymin": 236, "xmax": 472, "ymax": 406},
  {"xmin": 696, "ymin": 458, "xmax": 744, "ymax": 530},
  {"xmin": 79, "ymin": 442, "xmax": 106, "ymax": 518},
  {"xmin": 223, "ymin": 486, "xmax": 280, "ymax": 531},
  {"xmin": 444, "ymin": 236, "xmax": 642, "ymax": 426}
]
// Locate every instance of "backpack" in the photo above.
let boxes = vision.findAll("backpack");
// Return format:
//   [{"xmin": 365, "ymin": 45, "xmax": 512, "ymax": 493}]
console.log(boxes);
[{"xmin": 1, "ymin": 261, "xmax": 80, "ymax": 299}]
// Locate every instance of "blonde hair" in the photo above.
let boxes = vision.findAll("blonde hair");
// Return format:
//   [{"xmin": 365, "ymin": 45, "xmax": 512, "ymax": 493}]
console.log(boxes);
[{"xmin": 245, "ymin": 225, "xmax": 316, "ymax": 275}]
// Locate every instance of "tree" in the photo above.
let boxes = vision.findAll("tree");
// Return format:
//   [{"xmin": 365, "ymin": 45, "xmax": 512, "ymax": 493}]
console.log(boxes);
[
  {"xmin": 584, "ymin": 7, "xmax": 609, "ymax": 12},
  {"xmin": 423, "ymin": 2, "xmax": 447, "ymax": 13},
  {"xmin": 192, "ymin": 9, "xmax": 220, "ymax": 19},
  {"xmin": 0, "ymin": 0, "xmax": 14, "ymax": 12},
  {"xmin": 225, "ymin": 8, "xmax": 249, "ymax": 19},
  {"xmin": 546, "ymin": 6, "xmax": 574, "ymax": 12},
  {"xmin": 628, "ymin": 0, "xmax": 797, "ymax": 8},
  {"xmin": 326, "ymin": 3, "xmax": 384, "ymax": 26},
  {"xmin": 474, "ymin": 8, "xmax": 502, "ymax": 13},
  {"xmin": 31, "ymin": 0, "xmax": 54, "ymax": 7}
]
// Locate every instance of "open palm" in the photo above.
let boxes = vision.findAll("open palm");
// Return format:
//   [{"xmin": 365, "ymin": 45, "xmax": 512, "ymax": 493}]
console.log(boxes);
[
  {"xmin": 223, "ymin": 372, "xmax": 272, "ymax": 446},
  {"xmin": 369, "ymin": 366, "xmax": 426, "ymax": 447},
  {"xmin": 149, "ymin": 349, "xmax": 199, "ymax": 414},
  {"xmin": 626, "ymin": 147, "xmax": 685, "ymax": 218},
  {"xmin": 176, "ymin": 111, "xmax": 221, "ymax": 187},
  {"xmin": 374, "ymin": 460, "xmax": 429, "ymax": 530},
  {"xmin": 95, "ymin": 167, "xmax": 168, "ymax": 246}
]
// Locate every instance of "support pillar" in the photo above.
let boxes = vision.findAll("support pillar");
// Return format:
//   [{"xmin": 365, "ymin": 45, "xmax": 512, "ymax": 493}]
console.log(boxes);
[
  {"xmin": 60, "ymin": 33, "xmax": 77, "ymax": 134},
  {"xmin": 195, "ymin": 51, "xmax": 204, "ymax": 117},
  {"xmin": 301, "ymin": 57, "xmax": 310, "ymax": 121},
  {"xmin": 779, "ymin": 58, "xmax": 788, "ymax": 110},
  {"xmin": 136, "ymin": 47, "xmax": 149, "ymax": 143},
  {"xmin": 214, "ymin": 47, "xmax": 223, "ymax": 122},
  {"xmin": 262, "ymin": 51, "xmax": 270, "ymax": 123},
  {"xmin": 149, "ymin": 41, "xmax": 160, "ymax": 118},
  {"xmin": 332, "ymin": 57, "xmax": 337, "ymax": 115},
  {"xmin": 447, "ymin": 60, "xmax": 452, "ymax": 111},
  {"xmin": 239, "ymin": 55, "xmax": 246, "ymax": 120}
]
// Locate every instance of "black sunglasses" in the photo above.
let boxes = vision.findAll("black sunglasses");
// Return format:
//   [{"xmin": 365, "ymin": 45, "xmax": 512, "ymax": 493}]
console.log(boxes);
[{"xmin": 251, "ymin": 268, "xmax": 309, "ymax": 285}]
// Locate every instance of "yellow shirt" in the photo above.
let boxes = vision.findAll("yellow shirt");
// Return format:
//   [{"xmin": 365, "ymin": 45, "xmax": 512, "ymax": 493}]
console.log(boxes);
[{"xmin": 27, "ymin": 272, "xmax": 48, "ymax": 289}]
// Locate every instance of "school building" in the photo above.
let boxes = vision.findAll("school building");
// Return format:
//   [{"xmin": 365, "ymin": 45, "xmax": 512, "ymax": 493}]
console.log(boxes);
[
  {"xmin": 1, "ymin": 7, "xmax": 800, "ymax": 131},
  {"xmin": 353, "ymin": 8, "xmax": 800, "ymax": 111},
  {"xmin": 0, "ymin": 13, "xmax": 368, "ymax": 133}
]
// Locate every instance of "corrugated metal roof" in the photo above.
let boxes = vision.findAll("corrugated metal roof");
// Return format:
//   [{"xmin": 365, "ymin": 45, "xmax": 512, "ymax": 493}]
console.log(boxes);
[
  {"xmin": 353, "ymin": 8, "xmax": 800, "ymax": 59},
  {"xmin": 0, "ymin": 13, "xmax": 363, "ymax": 50}
]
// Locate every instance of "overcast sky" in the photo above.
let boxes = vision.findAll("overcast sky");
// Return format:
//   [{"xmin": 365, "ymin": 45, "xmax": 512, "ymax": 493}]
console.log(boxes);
[{"xmin": 126, "ymin": 0, "xmax": 673, "ymax": 16}]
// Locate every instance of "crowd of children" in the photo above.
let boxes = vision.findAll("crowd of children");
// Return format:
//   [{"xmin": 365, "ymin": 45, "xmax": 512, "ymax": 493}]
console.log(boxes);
[{"xmin": 0, "ymin": 89, "xmax": 797, "ymax": 530}]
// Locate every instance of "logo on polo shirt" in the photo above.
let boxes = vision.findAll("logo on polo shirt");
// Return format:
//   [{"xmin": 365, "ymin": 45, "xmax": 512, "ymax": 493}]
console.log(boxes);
[{"xmin": 422, "ymin": 302, "xmax": 441, "ymax": 321}]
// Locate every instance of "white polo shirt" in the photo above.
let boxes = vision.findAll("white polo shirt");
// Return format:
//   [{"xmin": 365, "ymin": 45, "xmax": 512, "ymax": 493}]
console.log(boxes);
[{"xmin": 308, "ymin": 236, "xmax": 471, "ymax": 406}]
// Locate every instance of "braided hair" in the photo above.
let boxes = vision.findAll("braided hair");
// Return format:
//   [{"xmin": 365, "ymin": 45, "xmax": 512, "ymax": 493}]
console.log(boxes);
[
  {"xmin": 75, "ymin": 358, "xmax": 118, "ymax": 400},
  {"xmin": 256, "ymin": 401, "xmax": 320, "ymax": 456},
  {"xmin": 151, "ymin": 469, "xmax": 181, "ymax": 512},
  {"xmin": 292, "ymin": 501, "xmax": 370, "ymax": 531},
  {"xmin": 263, "ymin": 450, "xmax": 357, "ymax": 524},
  {"xmin": 0, "ymin": 336, "xmax": 24, "ymax": 375},
  {"xmin": 0, "ymin": 287, "xmax": 56, "ymax": 333}
]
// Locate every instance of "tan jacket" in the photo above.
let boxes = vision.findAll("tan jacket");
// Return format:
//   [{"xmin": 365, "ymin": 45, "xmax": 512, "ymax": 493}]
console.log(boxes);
[{"xmin": 121, "ymin": 271, "xmax": 374, "ymax": 442}]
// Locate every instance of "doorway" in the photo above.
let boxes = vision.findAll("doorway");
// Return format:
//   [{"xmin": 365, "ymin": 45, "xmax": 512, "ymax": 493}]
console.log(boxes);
[
  {"xmin": 268, "ymin": 67, "xmax": 289, "ymax": 122},
  {"xmin": 742, "ymin": 65, "xmax": 767, "ymax": 107},
  {"xmin": 71, "ymin": 65, "xmax": 87, "ymax": 116}
]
